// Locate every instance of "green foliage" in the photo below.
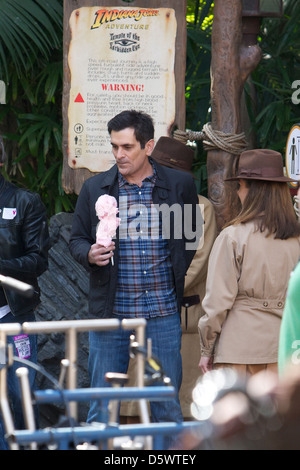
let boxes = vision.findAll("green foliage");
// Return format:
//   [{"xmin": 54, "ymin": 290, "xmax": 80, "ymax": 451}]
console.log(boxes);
[
  {"xmin": 185, "ymin": 1, "xmax": 214, "ymax": 195},
  {"xmin": 245, "ymin": 0, "xmax": 300, "ymax": 153},
  {"xmin": 185, "ymin": 0, "xmax": 300, "ymax": 194},
  {"xmin": 0, "ymin": 0, "xmax": 62, "ymax": 81}
]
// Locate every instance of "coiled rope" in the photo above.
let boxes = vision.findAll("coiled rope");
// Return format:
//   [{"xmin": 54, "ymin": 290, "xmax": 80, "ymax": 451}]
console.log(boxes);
[{"xmin": 174, "ymin": 122, "xmax": 248, "ymax": 155}]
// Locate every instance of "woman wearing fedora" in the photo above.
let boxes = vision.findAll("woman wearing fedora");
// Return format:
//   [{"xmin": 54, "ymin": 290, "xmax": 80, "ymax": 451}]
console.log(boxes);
[{"xmin": 198, "ymin": 149, "xmax": 300, "ymax": 378}]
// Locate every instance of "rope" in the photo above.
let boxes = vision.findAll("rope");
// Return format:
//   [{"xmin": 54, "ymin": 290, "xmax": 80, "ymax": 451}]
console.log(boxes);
[{"xmin": 174, "ymin": 122, "xmax": 248, "ymax": 155}]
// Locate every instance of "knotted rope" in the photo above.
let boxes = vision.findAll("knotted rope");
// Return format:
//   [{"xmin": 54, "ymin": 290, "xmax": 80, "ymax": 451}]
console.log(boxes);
[
  {"xmin": 294, "ymin": 195, "xmax": 299, "ymax": 220},
  {"xmin": 174, "ymin": 122, "xmax": 248, "ymax": 155}
]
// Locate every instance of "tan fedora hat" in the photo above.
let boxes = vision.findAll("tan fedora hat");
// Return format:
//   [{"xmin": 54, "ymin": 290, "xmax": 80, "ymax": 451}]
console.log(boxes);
[
  {"xmin": 151, "ymin": 136, "xmax": 195, "ymax": 175},
  {"xmin": 225, "ymin": 149, "xmax": 296, "ymax": 183}
]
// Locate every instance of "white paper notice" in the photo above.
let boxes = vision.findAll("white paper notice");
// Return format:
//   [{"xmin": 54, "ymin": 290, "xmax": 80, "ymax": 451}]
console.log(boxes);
[{"xmin": 67, "ymin": 7, "xmax": 177, "ymax": 172}]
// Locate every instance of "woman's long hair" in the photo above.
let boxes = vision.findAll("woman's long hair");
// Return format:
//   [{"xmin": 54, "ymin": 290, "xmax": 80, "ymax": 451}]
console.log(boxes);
[{"xmin": 225, "ymin": 180, "xmax": 300, "ymax": 240}]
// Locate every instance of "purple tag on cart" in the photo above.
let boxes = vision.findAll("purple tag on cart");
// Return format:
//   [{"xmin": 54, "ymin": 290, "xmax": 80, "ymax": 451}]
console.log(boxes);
[{"xmin": 13, "ymin": 334, "xmax": 31, "ymax": 359}]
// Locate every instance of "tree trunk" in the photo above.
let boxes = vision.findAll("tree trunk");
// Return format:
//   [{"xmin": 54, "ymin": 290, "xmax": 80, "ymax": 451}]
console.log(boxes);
[{"xmin": 207, "ymin": 0, "xmax": 262, "ymax": 230}]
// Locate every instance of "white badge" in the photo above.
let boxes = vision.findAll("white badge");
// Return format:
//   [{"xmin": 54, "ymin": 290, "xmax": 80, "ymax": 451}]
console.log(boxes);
[{"xmin": 2, "ymin": 208, "xmax": 17, "ymax": 219}]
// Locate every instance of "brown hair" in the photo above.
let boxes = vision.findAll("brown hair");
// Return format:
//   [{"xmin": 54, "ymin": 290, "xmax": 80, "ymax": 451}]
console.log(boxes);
[{"xmin": 225, "ymin": 180, "xmax": 300, "ymax": 240}]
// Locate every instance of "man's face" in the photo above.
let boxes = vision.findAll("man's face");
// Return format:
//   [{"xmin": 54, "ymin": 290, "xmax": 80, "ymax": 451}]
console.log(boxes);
[{"xmin": 110, "ymin": 127, "xmax": 154, "ymax": 182}]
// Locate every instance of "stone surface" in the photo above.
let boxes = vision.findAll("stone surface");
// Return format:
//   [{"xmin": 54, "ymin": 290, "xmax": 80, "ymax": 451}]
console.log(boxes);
[{"xmin": 35, "ymin": 212, "xmax": 90, "ymax": 425}]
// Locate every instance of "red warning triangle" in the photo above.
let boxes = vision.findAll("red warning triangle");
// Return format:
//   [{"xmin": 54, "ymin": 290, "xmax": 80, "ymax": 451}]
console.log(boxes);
[{"xmin": 74, "ymin": 93, "xmax": 84, "ymax": 103}]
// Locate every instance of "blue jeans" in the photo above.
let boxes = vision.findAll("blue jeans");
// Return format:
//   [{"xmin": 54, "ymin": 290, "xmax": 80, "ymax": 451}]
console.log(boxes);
[
  {"xmin": 0, "ymin": 312, "xmax": 37, "ymax": 450},
  {"xmin": 87, "ymin": 314, "xmax": 183, "ymax": 429}
]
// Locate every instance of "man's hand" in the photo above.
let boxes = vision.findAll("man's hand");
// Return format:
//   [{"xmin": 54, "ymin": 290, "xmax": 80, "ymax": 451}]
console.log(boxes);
[
  {"xmin": 198, "ymin": 356, "xmax": 214, "ymax": 374},
  {"xmin": 88, "ymin": 242, "xmax": 115, "ymax": 266}
]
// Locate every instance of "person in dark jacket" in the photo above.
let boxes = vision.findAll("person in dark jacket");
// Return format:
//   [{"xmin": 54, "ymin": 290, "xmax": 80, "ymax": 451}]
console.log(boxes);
[
  {"xmin": 0, "ymin": 136, "xmax": 49, "ymax": 449},
  {"xmin": 69, "ymin": 110, "xmax": 202, "ymax": 444}
]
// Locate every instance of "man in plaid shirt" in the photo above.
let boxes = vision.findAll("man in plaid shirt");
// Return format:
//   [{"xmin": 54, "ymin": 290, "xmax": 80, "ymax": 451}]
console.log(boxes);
[{"xmin": 70, "ymin": 110, "xmax": 202, "ymax": 444}]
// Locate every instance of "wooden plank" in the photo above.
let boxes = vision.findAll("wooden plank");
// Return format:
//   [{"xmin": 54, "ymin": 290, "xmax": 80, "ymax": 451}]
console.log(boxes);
[{"xmin": 62, "ymin": 0, "xmax": 187, "ymax": 194}]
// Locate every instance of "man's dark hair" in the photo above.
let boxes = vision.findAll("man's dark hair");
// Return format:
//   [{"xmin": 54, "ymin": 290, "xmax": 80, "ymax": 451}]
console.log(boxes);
[{"xmin": 107, "ymin": 110, "xmax": 154, "ymax": 149}]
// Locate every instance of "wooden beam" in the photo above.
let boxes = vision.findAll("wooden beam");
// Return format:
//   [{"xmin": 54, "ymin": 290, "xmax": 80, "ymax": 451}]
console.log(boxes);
[{"xmin": 207, "ymin": 0, "xmax": 262, "ymax": 229}]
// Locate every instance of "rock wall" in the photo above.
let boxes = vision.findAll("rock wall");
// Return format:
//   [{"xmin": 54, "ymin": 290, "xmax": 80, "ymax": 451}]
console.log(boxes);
[{"xmin": 35, "ymin": 212, "xmax": 90, "ymax": 425}]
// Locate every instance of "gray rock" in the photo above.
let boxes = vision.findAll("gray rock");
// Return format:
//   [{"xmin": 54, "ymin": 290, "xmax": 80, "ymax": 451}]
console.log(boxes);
[{"xmin": 35, "ymin": 212, "xmax": 90, "ymax": 426}]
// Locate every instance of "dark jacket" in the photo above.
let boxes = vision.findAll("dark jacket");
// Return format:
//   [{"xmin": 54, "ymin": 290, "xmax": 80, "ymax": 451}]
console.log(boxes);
[
  {"xmin": 69, "ymin": 160, "xmax": 202, "ymax": 319},
  {"xmin": 0, "ymin": 175, "xmax": 49, "ymax": 317}
]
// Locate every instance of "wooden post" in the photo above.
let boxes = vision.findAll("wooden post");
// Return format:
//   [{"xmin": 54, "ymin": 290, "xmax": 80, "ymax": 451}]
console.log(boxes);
[
  {"xmin": 62, "ymin": 0, "xmax": 187, "ymax": 195},
  {"xmin": 207, "ymin": 0, "xmax": 262, "ymax": 229}
]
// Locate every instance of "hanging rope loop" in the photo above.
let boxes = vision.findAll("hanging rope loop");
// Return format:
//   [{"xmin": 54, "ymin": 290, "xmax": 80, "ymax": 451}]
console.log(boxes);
[{"xmin": 174, "ymin": 122, "xmax": 248, "ymax": 155}]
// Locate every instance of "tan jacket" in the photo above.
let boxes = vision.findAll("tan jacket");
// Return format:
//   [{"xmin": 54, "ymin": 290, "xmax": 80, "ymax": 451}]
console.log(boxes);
[{"xmin": 199, "ymin": 221, "xmax": 300, "ymax": 365}]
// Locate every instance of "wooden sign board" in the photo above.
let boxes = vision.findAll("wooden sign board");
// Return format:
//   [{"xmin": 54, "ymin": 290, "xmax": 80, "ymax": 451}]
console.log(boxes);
[{"xmin": 62, "ymin": 0, "xmax": 187, "ymax": 194}]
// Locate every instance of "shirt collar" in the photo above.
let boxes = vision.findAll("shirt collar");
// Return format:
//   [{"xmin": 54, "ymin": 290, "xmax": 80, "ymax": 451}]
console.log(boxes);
[{"xmin": 118, "ymin": 159, "xmax": 157, "ymax": 188}]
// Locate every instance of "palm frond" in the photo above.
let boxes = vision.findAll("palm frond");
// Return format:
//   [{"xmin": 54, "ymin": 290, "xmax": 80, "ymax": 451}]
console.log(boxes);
[{"xmin": 0, "ymin": 0, "xmax": 62, "ymax": 80}]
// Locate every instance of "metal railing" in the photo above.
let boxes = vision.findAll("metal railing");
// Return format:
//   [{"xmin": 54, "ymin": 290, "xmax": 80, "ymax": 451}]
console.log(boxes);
[{"xmin": 0, "ymin": 318, "xmax": 202, "ymax": 450}]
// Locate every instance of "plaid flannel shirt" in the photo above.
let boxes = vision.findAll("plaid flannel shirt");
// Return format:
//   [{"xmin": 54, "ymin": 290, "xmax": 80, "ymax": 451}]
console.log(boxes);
[{"xmin": 112, "ymin": 167, "xmax": 178, "ymax": 318}]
